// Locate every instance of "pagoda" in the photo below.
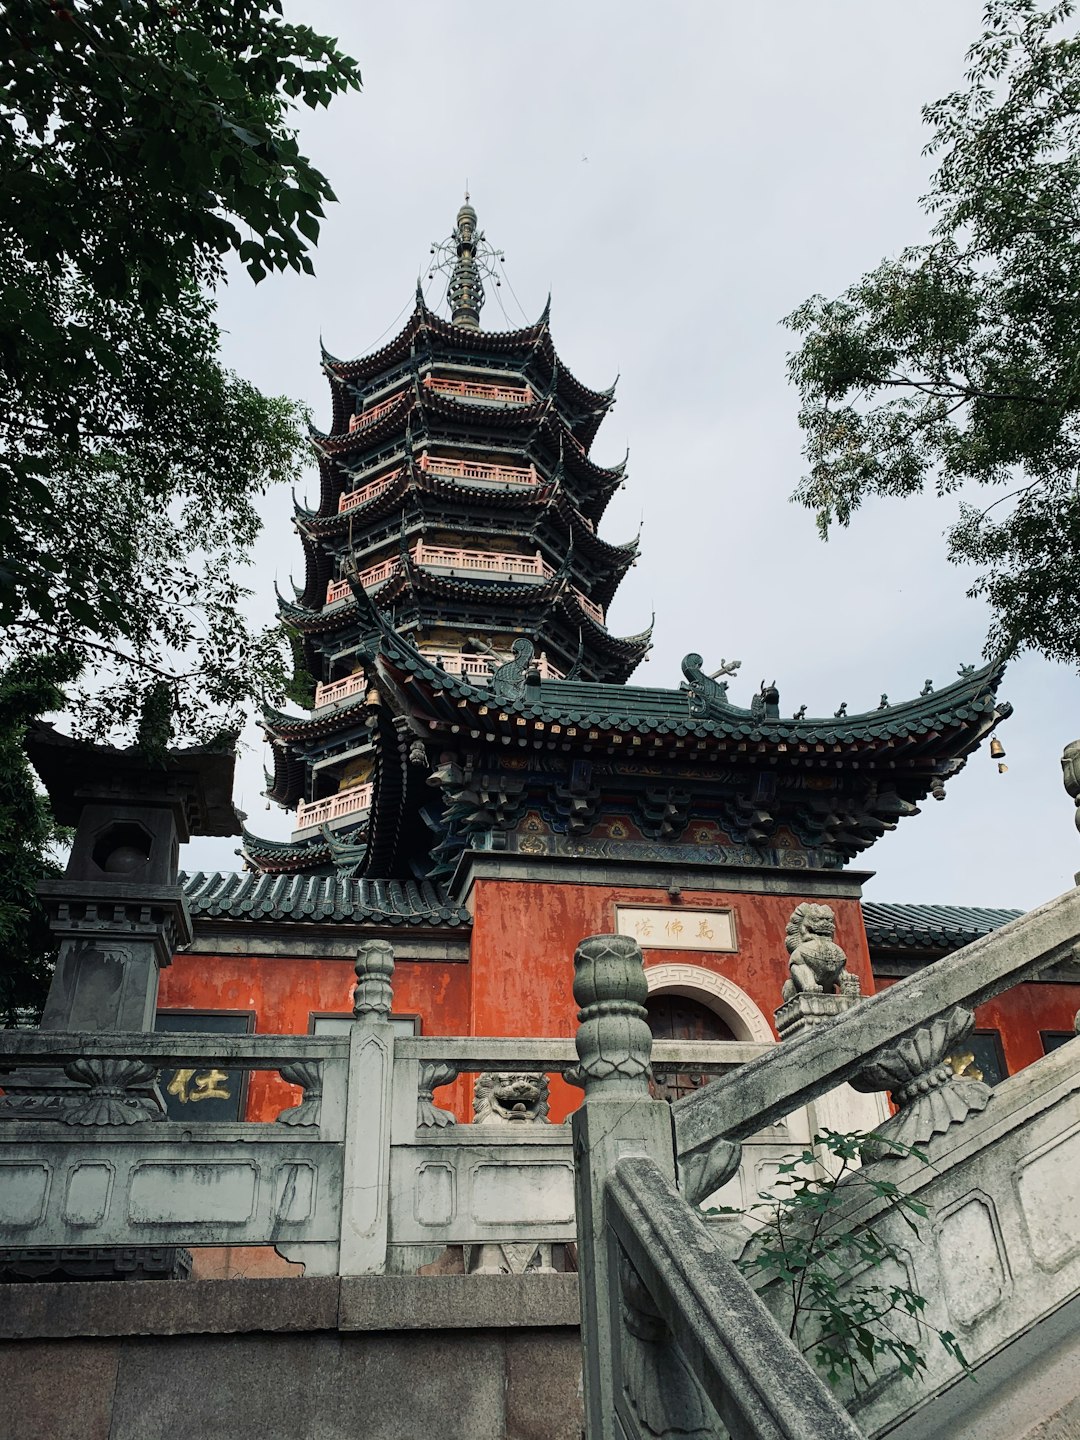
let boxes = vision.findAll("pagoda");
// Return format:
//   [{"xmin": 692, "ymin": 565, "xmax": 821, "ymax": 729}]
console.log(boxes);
[
  {"xmin": 248, "ymin": 199, "xmax": 649, "ymax": 874},
  {"xmin": 246, "ymin": 201, "xmax": 1011, "ymax": 884}
]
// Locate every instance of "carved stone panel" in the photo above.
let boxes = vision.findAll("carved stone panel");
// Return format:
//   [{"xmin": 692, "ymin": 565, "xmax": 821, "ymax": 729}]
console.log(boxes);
[
  {"xmin": 935, "ymin": 1193, "xmax": 1008, "ymax": 1327},
  {"xmin": 127, "ymin": 1160, "xmax": 258, "ymax": 1225}
]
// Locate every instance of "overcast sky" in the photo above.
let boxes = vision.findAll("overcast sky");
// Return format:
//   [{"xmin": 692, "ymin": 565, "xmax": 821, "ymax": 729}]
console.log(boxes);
[{"xmin": 182, "ymin": 1, "xmax": 1080, "ymax": 910}]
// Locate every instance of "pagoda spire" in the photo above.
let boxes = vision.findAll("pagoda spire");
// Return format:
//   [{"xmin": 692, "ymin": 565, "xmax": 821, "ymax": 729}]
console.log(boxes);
[{"xmin": 448, "ymin": 195, "xmax": 484, "ymax": 329}]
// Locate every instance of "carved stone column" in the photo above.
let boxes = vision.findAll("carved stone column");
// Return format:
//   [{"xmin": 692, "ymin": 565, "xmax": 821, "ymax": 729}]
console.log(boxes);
[
  {"xmin": 335, "ymin": 940, "xmax": 398, "ymax": 1275},
  {"xmin": 568, "ymin": 934, "xmax": 704, "ymax": 1439},
  {"xmin": 1062, "ymin": 740, "xmax": 1080, "ymax": 884}
]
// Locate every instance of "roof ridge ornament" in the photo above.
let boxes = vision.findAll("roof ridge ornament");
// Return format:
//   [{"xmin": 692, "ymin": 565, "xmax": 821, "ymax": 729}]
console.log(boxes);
[{"xmin": 681, "ymin": 653, "xmax": 742, "ymax": 716}]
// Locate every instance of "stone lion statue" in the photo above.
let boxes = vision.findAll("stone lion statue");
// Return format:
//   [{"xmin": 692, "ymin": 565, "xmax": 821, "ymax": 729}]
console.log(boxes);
[
  {"xmin": 473, "ymin": 1071, "xmax": 550, "ymax": 1125},
  {"xmin": 782, "ymin": 903, "xmax": 857, "ymax": 1002},
  {"xmin": 468, "ymin": 1072, "xmax": 556, "ymax": 1276}
]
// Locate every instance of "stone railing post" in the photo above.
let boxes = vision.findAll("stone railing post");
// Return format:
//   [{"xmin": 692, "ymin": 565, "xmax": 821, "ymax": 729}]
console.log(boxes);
[
  {"xmin": 568, "ymin": 933, "xmax": 680, "ymax": 1440},
  {"xmin": 338, "ymin": 939, "xmax": 397, "ymax": 1274}
]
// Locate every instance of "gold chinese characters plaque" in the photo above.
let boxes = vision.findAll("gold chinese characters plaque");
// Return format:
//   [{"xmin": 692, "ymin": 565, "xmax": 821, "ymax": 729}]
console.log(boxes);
[{"xmin": 615, "ymin": 907, "xmax": 736, "ymax": 952}]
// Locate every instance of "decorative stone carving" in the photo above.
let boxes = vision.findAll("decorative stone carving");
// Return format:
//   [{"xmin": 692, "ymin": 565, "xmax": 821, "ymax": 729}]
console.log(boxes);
[
  {"xmin": 60, "ymin": 1058, "xmax": 162, "ymax": 1126},
  {"xmin": 617, "ymin": 1250, "xmax": 714, "ymax": 1438},
  {"xmin": 417, "ymin": 1061, "xmax": 458, "ymax": 1128},
  {"xmin": 276, "ymin": 1061, "xmax": 323, "ymax": 1127},
  {"xmin": 851, "ymin": 1005, "xmax": 992, "ymax": 1149},
  {"xmin": 352, "ymin": 939, "xmax": 394, "ymax": 1021},
  {"xmin": 1062, "ymin": 739, "xmax": 1080, "ymax": 835},
  {"xmin": 466, "ymin": 1070, "xmax": 556, "ymax": 1275},
  {"xmin": 473, "ymin": 1072, "xmax": 550, "ymax": 1124},
  {"xmin": 567, "ymin": 933, "xmax": 652, "ymax": 1097},
  {"xmin": 780, "ymin": 902, "xmax": 858, "ymax": 1002},
  {"xmin": 678, "ymin": 1139, "xmax": 742, "ymax": 1210}
]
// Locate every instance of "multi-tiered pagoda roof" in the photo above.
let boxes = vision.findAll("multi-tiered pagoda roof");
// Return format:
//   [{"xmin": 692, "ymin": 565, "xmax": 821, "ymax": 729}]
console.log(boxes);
[{"xmin": 245, "ymin": 202, "xmax": 1011, "ymax": 878}]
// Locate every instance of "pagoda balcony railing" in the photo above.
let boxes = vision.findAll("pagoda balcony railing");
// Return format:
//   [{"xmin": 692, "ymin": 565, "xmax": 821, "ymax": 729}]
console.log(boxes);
[
  {"xmin": 573, "ymin": 588, "xmax": 605, "ymax": 624},
  {"xmin": 346, "ymin": 394, "xmax": 403, "ymax": 433},
  {"xmin": 313, "ymin": 672, "xmax": 367, "ymax": 709},
  {"xmin": 414, "ymin": 542, "xmax": 551, "ymax": 579},
  {"xmin": 418, "ymin": 452, "xmax": 539, "ymax": 488},
  {"xmin": 422, "ymin": 649, "xmax": 564, "ymax": 682},
  {"xmin": 422, "ymin": 375, "xmax": 533, "ymax": 405},
  {"xmin": 325, "ymin": 545, "xmax": 554, "ymax": 606},
  {"xmin": 295, "ymin": 782, "xmax": 373, "ymax": 831},
  {"xmin": 338, "ymin": 467, "xmax": 402, "ymax": 514}
]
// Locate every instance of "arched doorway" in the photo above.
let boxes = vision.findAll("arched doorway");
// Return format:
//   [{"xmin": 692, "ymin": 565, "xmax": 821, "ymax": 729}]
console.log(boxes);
[{"xmin": 646, "ymin": 992, "xmax": 736, "ymax": 1101}]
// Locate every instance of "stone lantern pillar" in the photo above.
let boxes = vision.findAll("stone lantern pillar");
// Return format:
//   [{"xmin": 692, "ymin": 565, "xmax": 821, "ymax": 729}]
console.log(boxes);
[{"xmin": 0, "ymin": 723, "xmax": 239, "ymax": 1119}]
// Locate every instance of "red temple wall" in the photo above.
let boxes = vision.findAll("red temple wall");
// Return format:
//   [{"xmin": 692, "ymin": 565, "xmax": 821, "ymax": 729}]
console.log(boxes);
[
  {"xmin": 467, "ymin": 878, "xmax": 875, "ymax": 1121},
  {"xmin": 158, "ymin": 953, "xmax": 469, "ymax": 1119}
]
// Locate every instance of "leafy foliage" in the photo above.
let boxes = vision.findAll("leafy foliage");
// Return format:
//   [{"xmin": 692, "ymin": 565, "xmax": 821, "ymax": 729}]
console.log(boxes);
[
  {"xmin": 0, "ymin": 0, "xmax": 361, "ymax": 736},
  {"xmin": 718, "ymin": 1130, "xmax": 968, "ymax": 1394},
  {"xmin": 787, "ymin": 0, "xmax": 1080, "ymax": 664},
  {"xmin": 0, "ymin": 1, "xmax": 361, "ymax": 1012}
]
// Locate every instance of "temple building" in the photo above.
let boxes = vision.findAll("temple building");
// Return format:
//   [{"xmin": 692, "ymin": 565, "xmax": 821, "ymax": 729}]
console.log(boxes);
[{"xmin": 158, "ymin": 201, "xmax": 1080, "ymax": 1121}]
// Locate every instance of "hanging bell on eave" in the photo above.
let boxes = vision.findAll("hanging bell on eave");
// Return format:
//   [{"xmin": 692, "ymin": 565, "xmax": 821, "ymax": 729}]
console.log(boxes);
[{"xmin": 990, "ymin": 736, "xmax": 1006, "ymax": 760}]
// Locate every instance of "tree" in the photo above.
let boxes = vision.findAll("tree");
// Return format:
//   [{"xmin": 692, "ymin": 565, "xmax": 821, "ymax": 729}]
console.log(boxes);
[
  {"xmin": 0, "ymin": 2, "xmax": 361, "ymax": 1017},
  {"xmin": 0, "ymin": 657, "xmax": 76, "ymax": 1026},
  {"xmin": 786, "ymin": 0, "xmax": 1080, "ymax": 666},
  {"xmin": 0, "ymin": 0, "xmax": 361, "ymax": 735}
]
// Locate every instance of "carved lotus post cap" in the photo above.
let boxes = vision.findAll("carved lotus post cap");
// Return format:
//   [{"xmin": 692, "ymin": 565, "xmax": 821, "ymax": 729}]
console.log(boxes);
[
  {"xmin": 353, "ymin": 938, "xmax": 395, "ymax": 1019},
  {"xmin": 572, "ymin": 932, "xmax": 648, "ymax": 1011},
  {"xmin": 355, "ymin": 938, "xmax": 395, "ymax": 968}
]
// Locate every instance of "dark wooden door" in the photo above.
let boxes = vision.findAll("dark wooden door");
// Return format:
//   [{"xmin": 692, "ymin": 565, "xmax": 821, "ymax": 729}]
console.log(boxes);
[{"xmin": 646, "ymin": 993, "xmax": 735, "ymax": 1101}]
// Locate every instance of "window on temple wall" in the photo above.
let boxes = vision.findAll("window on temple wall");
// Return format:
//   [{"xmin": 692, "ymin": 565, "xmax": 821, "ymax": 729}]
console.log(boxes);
[
  {"xmin": 155, "ymin": 1011, "xmax": 254, "ymax": 1121},
  {"xmin": 1041, "ymin": 1031, "xmax": 1077, "ymax": 1055},
  {"xmin": 947, "ymin": 1029, "xmax": 1008, "ymax": 1086},
  {"xmin": 646, "ymin": 993, "xmax": 736, "ymax": 1102}
]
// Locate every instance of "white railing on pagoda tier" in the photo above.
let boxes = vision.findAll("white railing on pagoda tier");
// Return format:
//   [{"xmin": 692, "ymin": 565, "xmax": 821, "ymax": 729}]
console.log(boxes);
[
  {"xmin": 338, "ymin": 467, "xmax": 402, "ymax": 514},
  {"xmin": 418, "ymin": 452, "xmax": 539, "ymax": 487},
  {"xmin": 313, "ymin": 672, "xmax": 367, "ymax": 709},
  {"xmin": 325, "ymin": 545, "xmax": 555, "ymax": 606},
  {"xmin": 574, "ymin": 589, "xmax": 604, "ymax": 624},
  {"xmin": 295, "ymin": 782, "xmax": 373, "ymax": 832},
  {"xmin": 346, "ymin": 395, "xmax": 402, "ymax": 433},
  {"xmin": 422, "ymin": 650, "xmax": 564, "ymax": 682},
  {"xmin": 337, "ymin": 453, "xmax": 540, "ymax": 516},
  {"xmin": 422, "ymin": 375, "xmax": 533, "ymax": 405}
]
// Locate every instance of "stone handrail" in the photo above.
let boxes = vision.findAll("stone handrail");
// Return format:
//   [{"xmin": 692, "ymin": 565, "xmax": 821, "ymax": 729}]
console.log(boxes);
[
  {"xmin": 0, "ymin": 1030, "xmax": 348, "ymax": 1070},
  {"xmin": 607, "ymin": 1155, "xmax": 862, "ymax": 1440},
  {"xmin": 671, "ymin": 885, "xmax": 1080, "ymax": 1180}
]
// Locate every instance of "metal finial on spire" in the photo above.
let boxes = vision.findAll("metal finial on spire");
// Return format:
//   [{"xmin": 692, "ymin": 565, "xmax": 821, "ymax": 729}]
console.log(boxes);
[
  {"xmin": 450, "ymin": 198, "xmax": 483, "ymax": 327},
  {"xmin": 428, "ymin": 196, "xmax": 505, "ymax": 330}
]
